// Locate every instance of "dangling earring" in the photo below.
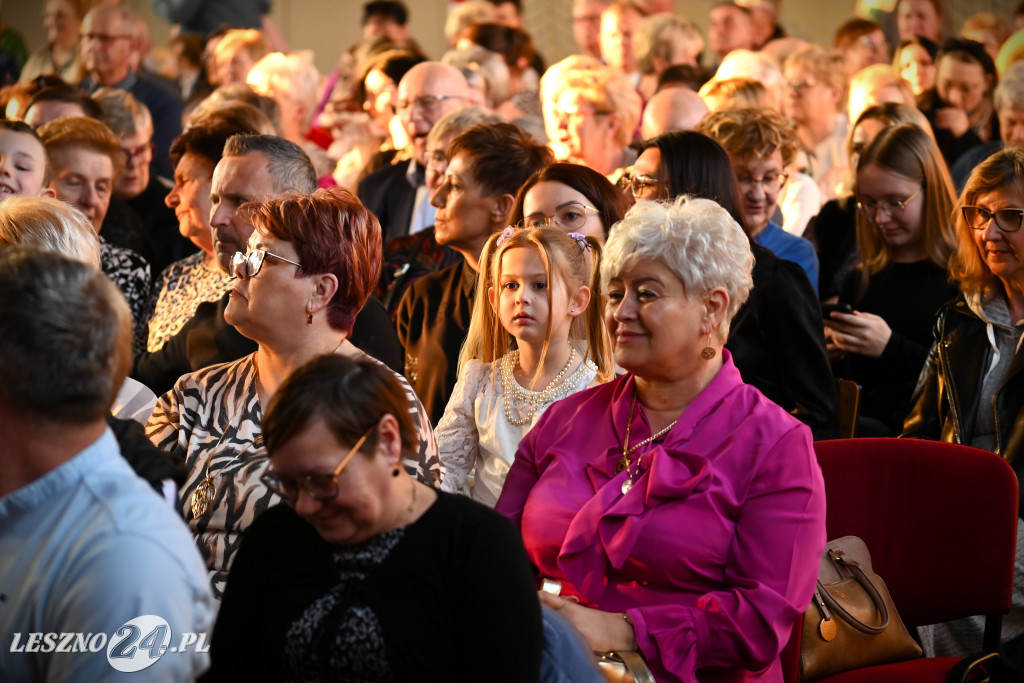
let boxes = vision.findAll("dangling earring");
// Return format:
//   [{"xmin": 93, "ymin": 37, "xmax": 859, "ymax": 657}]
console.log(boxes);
[
  {"xmin": 701, "ymin": 334, "xmax": 716, "ymax": 360},
  {"xmin": 306, "ymin": 311, "xmax": 313, "ymax": 325},
  {"xmin": 392, "ymin": 467, "xmax": 401, "ymax": 477}
]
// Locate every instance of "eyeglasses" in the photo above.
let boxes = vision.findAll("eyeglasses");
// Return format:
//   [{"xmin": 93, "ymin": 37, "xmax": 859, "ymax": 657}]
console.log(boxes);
[
  {"xmin": 425, "ymin": 149, "xmax": 448, "ymax": 172},
  {"xmin": 519, "ymin": 202, "xmax": 598, "ymax": 230},
  {"xmin": 628, "ymin": 172, "xmax": 666, "ymax": 199},
  {"xmin": 81, "ymin": 32, "xmax": 132, "ymax": 45},
  {"xmin": 394, "ymin": 94, "xmax": 463, "ymax": 116},
  {"xmin": 560, "ymin": 105, "xmax": 613, "ymax": 120},
  {"xmin": 962, "ymin": 205, "xmax": 1024, "ymax": 233},
  {"xmin": 231, "ymin": 248, "xmax": 303, "ymax": 279},
  {"xmin": 737, "ymin": 172, "xmax": 788, "ymax": 193},
  {"xmin": 784, "ymin": 79, "xmax": 819, "ymax": 93},
  {"xmin": 261, "ymin": 425, "xmax": 375, "ymax": 505},
  {"xmin": 121, "ymin": 142, "xmax": 152, "ymax": 166},
  {"xmin": 856, "ymin": 189, "xmax": 922, "ymax": 221}
]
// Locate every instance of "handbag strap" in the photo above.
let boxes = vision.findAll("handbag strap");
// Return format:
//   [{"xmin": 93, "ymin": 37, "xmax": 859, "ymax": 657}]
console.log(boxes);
[{"xmin": 818, "ymin": 550, "xmax": 890, "ymax": 634}]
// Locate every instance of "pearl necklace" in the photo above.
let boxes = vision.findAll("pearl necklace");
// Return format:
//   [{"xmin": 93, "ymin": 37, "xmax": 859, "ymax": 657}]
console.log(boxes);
[
  {"xmin": 617, "ymin": 394, "xmax": 679, "ymax": 494},
  {"xmin": 500, "ymin": 348, "xmax": 586, "ymax": 426}
]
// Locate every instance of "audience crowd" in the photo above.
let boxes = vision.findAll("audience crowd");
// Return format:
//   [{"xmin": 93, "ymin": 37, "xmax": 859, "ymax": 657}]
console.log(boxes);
[{"xmin": 4, "ymin": 0, "xmax": 1024, "ymax": 680}]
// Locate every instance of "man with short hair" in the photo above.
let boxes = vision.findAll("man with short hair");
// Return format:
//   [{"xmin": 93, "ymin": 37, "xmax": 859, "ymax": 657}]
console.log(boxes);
[
  {"xmin": 395, "ymin": 122, "xmax": 552, "ymax": 424},
  {"xmin": 362, "ymin": 0, "xmax": 411, "ymax": 43},
  {"xmin": 708, "ymin": 1, "xmax": 758, "ymax": 64},
  {"xmin": 358, "ymin": 62, "xmax": 470, "ymax": 242},
  {"xmin": 133, "ymin": 134, "xmax": 402, "ymax": 394},
  {"xmin": 79, "ymin": 4, "xmax": 183, "ymax": 180},
  {"xmin": 572, "ymin": 0, "xmax": 610, "ymax": 58},
  {"xmin": 600, "ymin": 1, "xmax": 644, "ymax": 84},
  {"xmin": 0, "ymin": 247, "xmax": 213, "ymax": 681}
]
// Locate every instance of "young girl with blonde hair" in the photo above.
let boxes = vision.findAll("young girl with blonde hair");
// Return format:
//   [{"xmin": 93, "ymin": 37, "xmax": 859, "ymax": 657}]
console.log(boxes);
[{"xmin": 435, "ymin": 225, "xmax": 613, "ymax": 506}]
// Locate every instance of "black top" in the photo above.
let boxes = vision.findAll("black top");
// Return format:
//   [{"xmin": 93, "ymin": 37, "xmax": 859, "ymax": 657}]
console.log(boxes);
[
  {"xmin": 805, "ymin": 197, "xmax": 859, "ymax": 302},
  {"xmin": 394, "ymin": 260, "xmax": 477, "ymax": 426},
  {"xmin": 835, "ymin": 260, "xmax": 958, "ymax": 435},
  {"xmin": 132, "ymin": 293, "xmax": 404, "ymax": 395},
  {"xmin": 203, "ymin": 491, "xmax": 542, "ymax": 682},
  {"xmin": 727, "ymin": 243, "xmax": 838, "ymax": 441},
  {"xmin": 126, "ymin": 175, "xmax": 197, "ymax": 278},
  {"xmin": 358, "ymin": 158, "xmax": 420, "ymax": 244}
]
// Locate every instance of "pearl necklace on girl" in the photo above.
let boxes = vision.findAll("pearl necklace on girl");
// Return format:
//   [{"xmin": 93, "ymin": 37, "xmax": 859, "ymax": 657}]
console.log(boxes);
[{"xmin": 500, "ymin": 348, "xmax": 593, "ymax": 426}]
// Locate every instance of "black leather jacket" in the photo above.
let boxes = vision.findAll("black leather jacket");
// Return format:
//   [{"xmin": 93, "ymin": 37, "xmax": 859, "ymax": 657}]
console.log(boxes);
[{"xmin": 903, "ymin": 295, "xmax": 1024, "ymax": 516}]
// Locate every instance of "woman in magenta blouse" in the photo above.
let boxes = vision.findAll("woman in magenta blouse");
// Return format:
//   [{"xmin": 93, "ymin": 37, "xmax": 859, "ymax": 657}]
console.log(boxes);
[{"xmin": 495, "ymin": 196, "xmax": 827, "ymax": 682}]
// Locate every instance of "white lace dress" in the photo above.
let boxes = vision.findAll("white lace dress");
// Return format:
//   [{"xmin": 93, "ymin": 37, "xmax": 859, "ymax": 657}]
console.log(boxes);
[{"xmin": 435, "ymin": 352, "xmax": 600, "ymax": 507}]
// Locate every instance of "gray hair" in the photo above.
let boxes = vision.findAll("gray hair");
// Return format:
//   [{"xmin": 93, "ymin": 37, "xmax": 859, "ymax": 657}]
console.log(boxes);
[
  {"xmin": 426, "ymin": 106, "xmax": 504, "ymax": 149},
  {"xmin": 0, "ymin": 246, "xmax": 131, "ymax": 422},
  {"xmin": 635, "ymin": 13, "xmax": 704, "ymax": 76},
  {"xmin": 0, "ymin": 196, "xmax": 101, "ymax": 268},
  {"xmin": 602, "ymin": 196, "xmax": 754, "ymax": 330},
  {"xmin": 442, "ymin": 46, "xmax": 511, "ymax": 109},
  {"xmin": 223, "ymin": 134, "xmax": 317, "ymax": 194},
  {"xmin": 995, "ymin": 61, "xmax": 1024, "ymax": 111},
  {"xmin": 246, "ymin": 51, "xmax": 321, "ymax": 128},
  {"xmin": 93, "ymin": 88, "xmax": 153, "ymax": 138}
]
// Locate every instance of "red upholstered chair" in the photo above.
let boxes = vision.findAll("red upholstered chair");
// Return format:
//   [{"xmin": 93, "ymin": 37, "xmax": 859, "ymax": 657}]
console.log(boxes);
[{"xmin": 782, "ymin": 437, "xmax": 1018, "ymax": 683}]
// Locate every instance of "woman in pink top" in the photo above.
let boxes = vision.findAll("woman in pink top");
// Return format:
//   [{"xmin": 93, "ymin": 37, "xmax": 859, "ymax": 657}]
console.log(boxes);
[{"xmin": 495, "ymin": 196, "xmax": 827, "ymax": 682}]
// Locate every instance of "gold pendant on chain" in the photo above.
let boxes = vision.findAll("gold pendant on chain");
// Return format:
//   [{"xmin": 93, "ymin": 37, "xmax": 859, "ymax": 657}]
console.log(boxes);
[{"xmin": 191, "ymin": 477, "xmax": 215, "ymax": 518}]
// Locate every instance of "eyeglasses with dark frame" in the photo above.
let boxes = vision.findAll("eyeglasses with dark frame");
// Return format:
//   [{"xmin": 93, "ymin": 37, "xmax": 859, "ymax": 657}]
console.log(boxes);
[
  {"xmin": 394, "ymin": 94, "xmax": 464, "ymax": 116},
  {"xmin": 855, "ymin": 188, "xmax": 922, "ymax": 221},
  {"xmin": 962, "ymin": 205, "xmax": 1024, "ymax": 233},
  {"xmin": 261, "ymin": 424, "xmax": 376, "ymax": 505},
  {"xmin": 231, "ymin": 248, "xmax": 303, "ymax": 279},
  {"xmin": 518, "ymin": 202, "xmax": 599, "ymax": 230}
]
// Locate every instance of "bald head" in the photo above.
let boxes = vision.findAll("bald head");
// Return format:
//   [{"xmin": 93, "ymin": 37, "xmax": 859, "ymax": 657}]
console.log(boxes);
[
  {"xmin": 642, "ymin": 87, "xmax": 710, "ymax": 139},
  {"xmin": 396, "ymin": 62, "xmax": 472, "ymax": 165}
]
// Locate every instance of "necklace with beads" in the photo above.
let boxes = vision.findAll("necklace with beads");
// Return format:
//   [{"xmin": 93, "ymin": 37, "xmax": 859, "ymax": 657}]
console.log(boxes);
[
  {"xmin": 616, "ymin": 393, "xmax": 679, "ymax": 495},
  {"xmin": 500, "ymin": 348, "xmax": 588, "ymax": 426}
]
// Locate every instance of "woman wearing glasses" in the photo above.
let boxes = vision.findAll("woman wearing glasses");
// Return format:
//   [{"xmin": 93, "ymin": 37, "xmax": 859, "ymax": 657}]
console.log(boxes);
[
  {"xmin": 827, "ymin": 124, "xmax": 957, "ymax": 436},
  {"xmin": 205, "ymin": 353, "xmax": 547, "ymax": 681},
  {"xmin": 510, "ymin": 162, "xmax": 630, "ymax": 242},
  {"xmin": 629, "ymin": 130, "xmax": 837, "ymax": 441},
  {"xmin": 697, "ymin": 106, "xmax": 820, "ymax": 295},
  {"xmin": 904, "ymin": 146, "xmax": 1024, "ymax": 663},
  {"xmin": 146, "ymin": 188, "xmax": 440, "ymax": 603}
]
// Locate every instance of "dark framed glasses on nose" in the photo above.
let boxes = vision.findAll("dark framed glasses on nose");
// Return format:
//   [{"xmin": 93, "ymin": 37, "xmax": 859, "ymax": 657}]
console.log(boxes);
[
  {"xmin": 962, "ymin": 205, "xmax": 1024, "ymax": 233},
  {"xmin": 261, "ymin": 425, "xmax": 375, "ymax": 505},
  {"xmin": 231, "ymin": 248, "xmax": 302, "ymax": 278}
]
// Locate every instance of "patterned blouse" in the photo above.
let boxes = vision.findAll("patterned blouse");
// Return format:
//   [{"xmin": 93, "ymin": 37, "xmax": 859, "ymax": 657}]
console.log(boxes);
[
  {"xmin": 147, "ymin": 252, "xmax": 234, "ymax": 352},
  {"xmin": 146, "ymin": 352, "xmax": 442, "ymax": 601},
  {"xmin": 100, "ymin": 236, "xmax": 151, "ymax": 356}
]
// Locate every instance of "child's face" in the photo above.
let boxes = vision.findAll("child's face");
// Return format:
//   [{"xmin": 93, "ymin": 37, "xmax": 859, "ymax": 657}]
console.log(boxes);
[
  {"xmin": 0, "ymin": 130, "xmax": 49, "ymax": 197},
  {"xmin": 494, "ymin": 245, "xmax": 570, "ymax": 348}
]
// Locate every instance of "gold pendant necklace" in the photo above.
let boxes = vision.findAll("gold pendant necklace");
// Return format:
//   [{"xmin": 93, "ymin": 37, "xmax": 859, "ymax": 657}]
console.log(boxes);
[
  {"xmin": 619, "ymin": 393, "xmax": 678, "ymax": 495},
  {"xmin": 190, "ymin": 357, "xmax": 261, "ymax": 518}
]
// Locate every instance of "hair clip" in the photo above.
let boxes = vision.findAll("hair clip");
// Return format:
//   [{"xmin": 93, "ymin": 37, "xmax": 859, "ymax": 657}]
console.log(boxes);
[
  {"xmin": 567, "ymin": 232, "xmax": 590, "ymax": 252},
  {"xmin": 496, "ymin": 225, "xmax": 516, "ymax": 246}
]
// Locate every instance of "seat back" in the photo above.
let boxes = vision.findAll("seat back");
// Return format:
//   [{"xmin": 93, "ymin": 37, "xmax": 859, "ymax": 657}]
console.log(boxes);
[
  {"xmin": 835, "ymin": 379, "xmax": 860, "ymax": 439},
  {"xmin": 814, "ymin": 438, "xmax": 1018, "ymax": 627}
]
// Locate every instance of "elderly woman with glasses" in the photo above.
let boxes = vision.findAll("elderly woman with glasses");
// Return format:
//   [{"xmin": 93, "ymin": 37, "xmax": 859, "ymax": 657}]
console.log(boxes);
[
  {"xmin": 147, "ymin": 188, "xmax": 440, "ymax": 603},
  {"xmin": 904, "ymin": 145, "xmax": 1024, "ymax": 665},
  {"xmin": 204, "ymin": 353, "xmax": 548, "ymax": 681},
  {"xmin": 496, "ymin": 195, "xmax": 826, "ymax": 683}
]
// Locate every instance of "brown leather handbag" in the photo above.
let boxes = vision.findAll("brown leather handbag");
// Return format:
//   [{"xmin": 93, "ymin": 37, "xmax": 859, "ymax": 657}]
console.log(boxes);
[{"xmin": 800, "ymin": 536, "xmax": 922, "ymax": 681}]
